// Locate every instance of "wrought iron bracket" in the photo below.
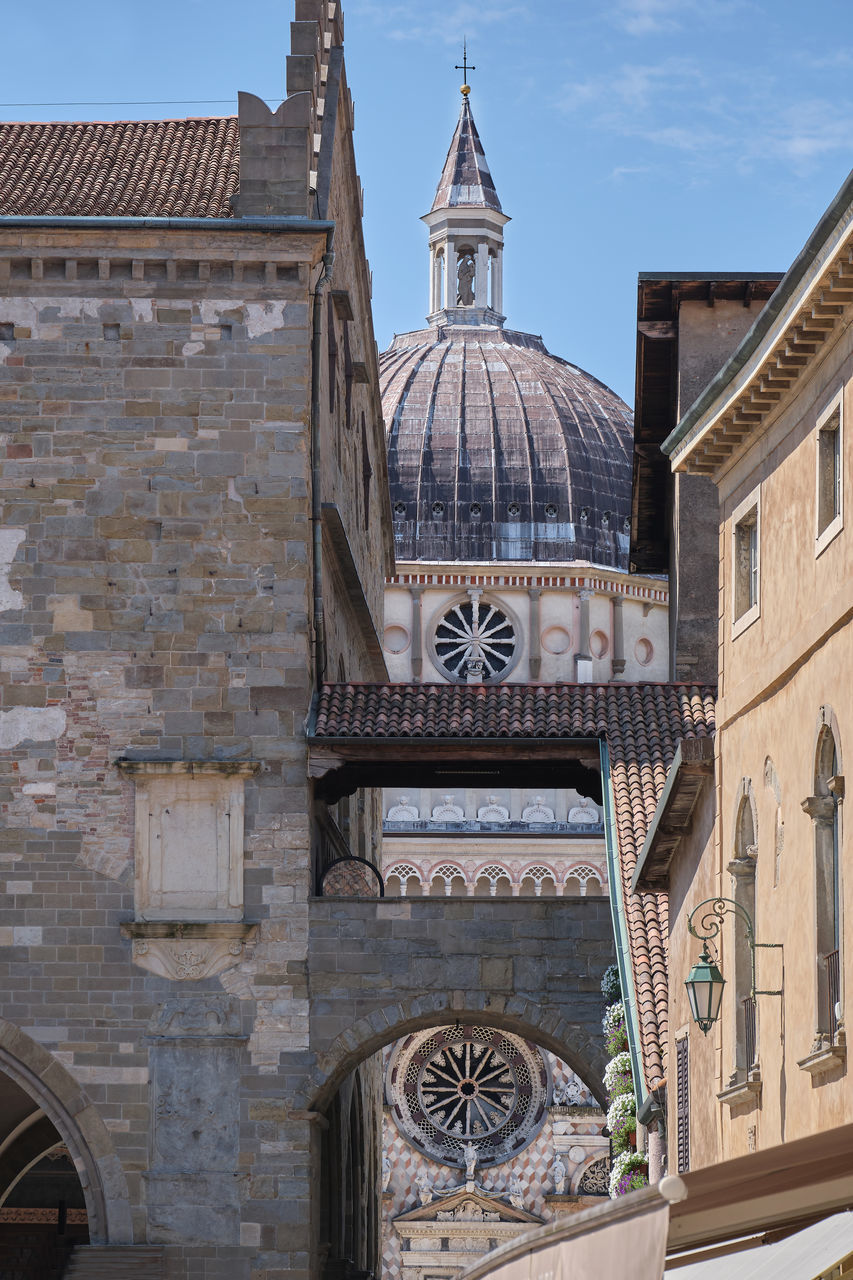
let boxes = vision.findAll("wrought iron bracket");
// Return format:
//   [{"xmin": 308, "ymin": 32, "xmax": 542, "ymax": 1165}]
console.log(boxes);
[{"xmin": 686, "ymin": 896, "xmax": 782, "ymax": 999}]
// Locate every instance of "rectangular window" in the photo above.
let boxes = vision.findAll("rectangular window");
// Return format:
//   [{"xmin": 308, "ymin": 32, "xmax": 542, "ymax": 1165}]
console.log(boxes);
[
  {"xmin": 732, "ymin": 487, "xmax": 760, "ymax": 636},
  {"xmin": 675, "ymin": 1035, "xmax": 690, "ymax": 1174},
  {"xmin": 816, "ymin": 392, "xmax": 843, "ymax": 554}
]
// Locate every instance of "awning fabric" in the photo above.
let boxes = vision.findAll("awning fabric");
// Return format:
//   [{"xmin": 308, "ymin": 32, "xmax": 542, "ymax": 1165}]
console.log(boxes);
[
  {"xmin": 459, "ymin": 1192, "xmax": 671, "ymax": 1280},
  {"xmin": 671, "ymin": 1212, "xmax": 853, "ymax": 1280}
]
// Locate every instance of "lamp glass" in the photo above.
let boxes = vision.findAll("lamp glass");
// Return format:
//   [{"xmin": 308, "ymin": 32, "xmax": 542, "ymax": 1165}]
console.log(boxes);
[{"xmin": 685, "ymin": 948, "xmax": 725, "ymax": 1034}]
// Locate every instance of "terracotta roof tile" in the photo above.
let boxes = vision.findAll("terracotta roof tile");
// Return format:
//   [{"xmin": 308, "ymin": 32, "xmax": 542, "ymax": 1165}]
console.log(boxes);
[
  {"xmin": 313, "ymin": 681, "xmax": 717, "ymax": 1089},
  {"xmin": 0, "ymin": 117, "xmax": 239, "ymax": 218}
]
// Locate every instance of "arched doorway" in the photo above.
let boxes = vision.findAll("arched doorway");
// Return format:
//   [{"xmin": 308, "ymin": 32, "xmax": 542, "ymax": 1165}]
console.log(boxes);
[{"xmin": 0, "ymin": 1072, "xmax": 88, "ymax": 1279}]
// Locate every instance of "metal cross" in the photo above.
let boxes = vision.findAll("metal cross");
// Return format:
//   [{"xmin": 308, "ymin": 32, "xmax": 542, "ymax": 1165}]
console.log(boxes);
[{"xmin": 455, "ymin": 39, "xmax": 475, "ymax": 83}]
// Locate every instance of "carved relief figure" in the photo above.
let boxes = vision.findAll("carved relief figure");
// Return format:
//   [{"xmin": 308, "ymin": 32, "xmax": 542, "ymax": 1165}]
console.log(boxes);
[{"xmin": 551, "ymin": 1152, "xmax": 567, "ymax": 1195}]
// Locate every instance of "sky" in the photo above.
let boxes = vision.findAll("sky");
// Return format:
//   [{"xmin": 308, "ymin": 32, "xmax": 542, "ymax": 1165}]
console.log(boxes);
[{"xmin": 5, "ymin": 0, "xmax": 853, "ymax": 403}]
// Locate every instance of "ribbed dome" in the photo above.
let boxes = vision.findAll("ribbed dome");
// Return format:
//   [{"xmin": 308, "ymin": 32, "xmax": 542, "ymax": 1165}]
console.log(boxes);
[{"xmin": 381, "ymin": 324, "xmax": 633, "ymax": 566}]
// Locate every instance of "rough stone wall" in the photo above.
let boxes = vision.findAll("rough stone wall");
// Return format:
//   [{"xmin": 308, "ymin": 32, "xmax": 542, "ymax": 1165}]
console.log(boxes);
[{"xmin": 0, "ymin": 208, "xmax": 388, "ymax": 1280}]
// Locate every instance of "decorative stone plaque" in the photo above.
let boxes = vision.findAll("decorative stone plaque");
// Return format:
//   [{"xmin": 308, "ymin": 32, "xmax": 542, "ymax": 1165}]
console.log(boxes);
[{"xmin": 116, "ymin": 761, "xmax": 259, "ymax": 921}]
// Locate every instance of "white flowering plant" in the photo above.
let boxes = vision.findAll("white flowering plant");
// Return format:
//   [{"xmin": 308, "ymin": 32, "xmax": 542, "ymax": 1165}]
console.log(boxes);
[
  {"xmin": 606, "ymin": 1092, "xmax": 637, "ymax": 1150},
  {"xmin": 602, "ymin": 1000, "xmax": 627, "ymax": 1056},
  {"xmin": 609, "ymin": 1149, "xmax": 649, "ymax": 1198},
  {"xmin": 603, "ymin": 1050, "xmax": 633, "ymax": 1097}
]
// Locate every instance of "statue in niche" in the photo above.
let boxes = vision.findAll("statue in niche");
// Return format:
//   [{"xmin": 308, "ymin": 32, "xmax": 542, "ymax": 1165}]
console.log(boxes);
[
  {"xmin": 551, "ymin": 1152, "xmax": 567, "ymax": 1195},
  {"xmin": 508, "ymin": 1174, "xmax": 525, "ymax": 1210},
  {"xmin": 457, "ymin": 253, "xmax": 475, "ymax": 305},
  {"xmin": 464, "ymin": 1141, "xmax": 478, "ymax": 1180},
  {"xmin": 382, "ymin": 1154, "xmax": 392, "ymax": 1192},
  {"xmin": 416, "ymin": 1168, "xmax": 433, "ymax": 1205}
]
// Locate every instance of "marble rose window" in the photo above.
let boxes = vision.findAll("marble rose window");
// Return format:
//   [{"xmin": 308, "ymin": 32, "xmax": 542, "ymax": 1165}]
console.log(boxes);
[
  {"xmin": 386, "ymin": 1025, "xmax": 549, "ymax": 1169},
  {"xmin": 432, "ymin": 590, "xmax": 518, "ymax": 683}
]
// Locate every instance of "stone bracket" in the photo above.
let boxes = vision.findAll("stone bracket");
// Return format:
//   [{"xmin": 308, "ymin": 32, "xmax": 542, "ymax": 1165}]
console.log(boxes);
[{"xmin": 121, "ymin": 921, "xmax": 257, "ymax": 981}]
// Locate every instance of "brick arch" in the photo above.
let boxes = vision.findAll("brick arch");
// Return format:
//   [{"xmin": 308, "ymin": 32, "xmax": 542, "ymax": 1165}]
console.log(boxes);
[
  {"xmin": 0, "ymin": 1019, "xmax": 132, "ymax": 1245},
  {"xmin": 306, "ymin": 991, "xmax": 607, "ymax": 1113}
]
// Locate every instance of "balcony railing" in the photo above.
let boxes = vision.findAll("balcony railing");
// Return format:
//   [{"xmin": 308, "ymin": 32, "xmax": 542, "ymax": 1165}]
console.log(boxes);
[
  {"xmin": 742, "ymin": 995, "xmax": 756, "ymax": 1070},
  {"xmin": 825, "ymin": 948, "xmax": 841, "ymax": 1043}
]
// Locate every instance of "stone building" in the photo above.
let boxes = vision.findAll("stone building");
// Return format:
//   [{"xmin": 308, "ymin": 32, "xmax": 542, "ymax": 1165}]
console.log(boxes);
[
  {"xmin": 0, "ymin": 5, "xmax": 394, "ymax": 1277},
  {"xmin": 634, "ymin": 162, "xmax": 853, "ymax": 1184}
]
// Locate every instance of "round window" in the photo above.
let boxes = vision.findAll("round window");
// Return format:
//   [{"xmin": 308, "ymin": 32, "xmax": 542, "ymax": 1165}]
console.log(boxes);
[
  {"xmin": 433, "ymin": 596, "xmax": 517, "ymax": 682},
  {"xmin": 386, "ymin": 1025, "xmax": 549, "ymax": 1169}
]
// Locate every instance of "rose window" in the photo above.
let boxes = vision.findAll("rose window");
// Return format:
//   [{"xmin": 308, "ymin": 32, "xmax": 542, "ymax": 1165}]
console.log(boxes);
[
  {"xmin": 433, "ymin": 595, "xmax": 517, "ymax": 682},
  {"xmin": 387, "ymin": 1025, "xmax": 549, "ymax": 1168}
]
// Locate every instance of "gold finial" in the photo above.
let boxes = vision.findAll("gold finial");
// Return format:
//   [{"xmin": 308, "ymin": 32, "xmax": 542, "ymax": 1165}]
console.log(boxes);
[{"xmin": 461, "ymin": 84, "xmax": 471, "ymax": 96}]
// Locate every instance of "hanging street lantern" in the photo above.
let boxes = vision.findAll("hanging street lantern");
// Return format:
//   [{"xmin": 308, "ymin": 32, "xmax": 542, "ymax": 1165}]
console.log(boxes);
[
  {"xmin": 684, "ymin": 946, "xmax": 726, "ymax": 1033},
  {"xmin": 684, "ymin": 896, "xmax": 782, "ymax": 1036}
]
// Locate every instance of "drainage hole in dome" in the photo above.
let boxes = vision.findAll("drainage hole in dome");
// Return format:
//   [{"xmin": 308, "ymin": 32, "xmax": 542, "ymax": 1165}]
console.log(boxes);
[
  {"xmin": 470, "ymin": 502, "xmax": 482, "ymax": 518},
  {"xmin": 432, "ymin": 501, "xmax": 446, "ymax": 517},
  {"xmin": 393, "ymin": 502, "xmax": 406, "ymax": 517},
  {"xmin": 507, "ymin": 501, "xmax": 521, "ymax": 518},
  {"xmin": 544, "ymin": 504, "xmax": 558, "ymax": 519}
]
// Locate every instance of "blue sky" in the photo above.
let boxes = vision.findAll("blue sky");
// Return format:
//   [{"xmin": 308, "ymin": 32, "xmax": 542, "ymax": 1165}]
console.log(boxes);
[{"xmin": 5, "ymin": 0, "xmax": 853, "ymax": 403}]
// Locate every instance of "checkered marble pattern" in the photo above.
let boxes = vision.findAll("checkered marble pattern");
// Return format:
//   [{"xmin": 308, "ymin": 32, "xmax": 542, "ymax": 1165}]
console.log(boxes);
[{"xmin": 381, "ymin": 1050, "xmax": 606, "ymax": 1280}]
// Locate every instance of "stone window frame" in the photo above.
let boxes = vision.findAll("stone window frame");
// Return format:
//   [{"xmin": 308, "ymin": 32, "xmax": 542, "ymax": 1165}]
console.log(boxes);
[
  {"xmin": 729, "ymin": 780, "xmax": 760, "ymax": 1086},
  {"xmin": 731, "ymin": 484, "xmax": 761, "ymax": 639},
  {"xmin": 799, "ymin": 710, "xmax": 845, "ymax": 1074},
  {"xmin": 815, "ymin": 387, "xmax": 844, "ymax": 557}
]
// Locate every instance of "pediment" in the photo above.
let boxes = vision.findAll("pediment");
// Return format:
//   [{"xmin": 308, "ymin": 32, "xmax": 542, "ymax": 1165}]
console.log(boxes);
[{"xmin": 394, "ymin": 1186, "xmax": 541, "ymax": 1226}]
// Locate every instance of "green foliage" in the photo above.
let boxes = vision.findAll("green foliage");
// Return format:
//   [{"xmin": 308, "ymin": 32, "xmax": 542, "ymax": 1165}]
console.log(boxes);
[{"xmin": 600, "ymin": 963, "xmax": 621, "ymax": 1005}]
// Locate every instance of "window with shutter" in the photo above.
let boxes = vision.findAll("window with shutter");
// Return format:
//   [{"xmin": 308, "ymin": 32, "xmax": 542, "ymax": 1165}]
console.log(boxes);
[{"xmin": 676, "ymin": 1035, "xmax": 690, "ymax": 1174}]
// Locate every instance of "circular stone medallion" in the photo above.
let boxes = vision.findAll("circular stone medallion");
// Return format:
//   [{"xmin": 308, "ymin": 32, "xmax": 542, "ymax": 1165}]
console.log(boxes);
[{"xmin": 387, "ymin": 1025, "xmax": 550, "ymax": 1168}]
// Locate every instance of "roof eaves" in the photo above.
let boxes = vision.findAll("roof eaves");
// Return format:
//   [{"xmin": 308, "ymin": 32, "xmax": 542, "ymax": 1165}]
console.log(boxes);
[
  {"xmin": 662, "ymin": 163, "xmax": 853, "ymax": 469},
  {"xmin": 631, "ymin": 736, "xmax": 715, "ymax": 894}
]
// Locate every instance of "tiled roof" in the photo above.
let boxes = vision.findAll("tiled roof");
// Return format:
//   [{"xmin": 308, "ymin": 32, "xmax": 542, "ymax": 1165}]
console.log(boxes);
[
  {"xmin": 0, "ymin": 117, "xmax": 240, "ymax": 218},
  {"xmin": 430, "ymin": 96, "xmax": 502, "ymax": 213},
  {"xmin": 313, "ymin": 681, "xmax": 717, "ymax": 1090}
]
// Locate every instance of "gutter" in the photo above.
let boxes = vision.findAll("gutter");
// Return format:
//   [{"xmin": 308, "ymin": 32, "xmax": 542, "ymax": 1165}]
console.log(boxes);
[
  {"xmin": 661, "ymin": 162, "xmax": 853, "ymax": 459},
  {"xmin": 600, "ymin": 741, "xmax": 649, "ymax": 1114},
  {"xmin": 0, "ymin": 215, "xmax": 335, "ymax": 233}
]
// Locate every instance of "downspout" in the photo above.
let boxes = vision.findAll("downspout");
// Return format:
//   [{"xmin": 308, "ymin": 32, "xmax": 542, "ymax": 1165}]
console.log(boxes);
[{"xmin": 310, "ymin": 236, "xmax": 335, "ymax": 687}]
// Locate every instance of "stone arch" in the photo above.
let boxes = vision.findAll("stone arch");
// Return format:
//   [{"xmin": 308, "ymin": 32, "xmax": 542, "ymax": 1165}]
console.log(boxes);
[
  {"xmin": 306, "ymin": 992, "xmax": 607, "ymax": 1115},
  {"xmin": 0, "ymin": 1019, "xmax": 132, "ymax": 1245},
  {"xmin": 572, "ymin": 1152, "xmax": 610, "ymax": 1196}
]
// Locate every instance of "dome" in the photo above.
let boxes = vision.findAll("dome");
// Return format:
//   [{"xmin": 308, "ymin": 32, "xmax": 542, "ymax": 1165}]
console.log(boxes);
[{"xmin": 381, "ymin": 322, "xmax": 633, "ymax": 566}]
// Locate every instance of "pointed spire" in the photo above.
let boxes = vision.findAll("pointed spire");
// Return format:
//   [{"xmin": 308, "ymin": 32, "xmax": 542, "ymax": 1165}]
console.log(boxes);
[{"xmin": 431, "ymin": 94, "xmax": 502, "ymax": 214}]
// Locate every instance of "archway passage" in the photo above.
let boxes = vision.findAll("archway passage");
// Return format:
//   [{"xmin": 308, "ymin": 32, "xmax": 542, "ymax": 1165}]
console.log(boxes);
[
  {"xmin": 307, "ymin": 895, "xmax": 614, "ymax": 1111},
  {"xmin": 0, "ymin": 1073, "xmax": 88, "ymax": 1280}
]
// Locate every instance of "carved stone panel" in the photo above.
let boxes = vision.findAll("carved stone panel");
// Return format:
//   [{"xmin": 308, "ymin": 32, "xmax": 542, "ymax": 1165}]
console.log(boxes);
[{"xmin": 117, "ymin": 760, "xmax": 259, "ymax": 922}]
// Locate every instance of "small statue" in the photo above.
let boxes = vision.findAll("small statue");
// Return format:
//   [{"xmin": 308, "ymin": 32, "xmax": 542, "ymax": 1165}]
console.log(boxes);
[
  {"xmin": 464, "ymin": 1141, "xmax": 478, "ymax": 1180},
  {"xmin": 416, "ymin": 1169, "xmax": 432, "ymax": 1205},
  {"xmin": 508, "ymin": 1174, "xmax": 524, "ymax": 1211},
  {"xmin": 382, "ymin": 1154, "xmax": 392, "ymax": 1192},
  {"xmin": 457, "ymin": 254, "xmax": 475, "ymax": 306},
  {"xmin": 551, "ymin": 1153, "xmax": 567, "ymax": 1196}
]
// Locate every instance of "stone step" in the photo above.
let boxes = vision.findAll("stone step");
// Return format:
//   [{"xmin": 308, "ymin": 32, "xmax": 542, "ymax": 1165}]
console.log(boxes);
[{"xmin": 62, "ymin": 1247, "xmax": 165, "ymax": 1279}]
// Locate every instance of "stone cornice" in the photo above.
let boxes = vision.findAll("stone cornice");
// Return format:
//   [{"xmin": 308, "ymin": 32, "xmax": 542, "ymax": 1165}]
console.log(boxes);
[
  {"xmin": 389, "ymin": 564, "xmax": 668, "ymax": 602},
  {"xmin": 665, "ymin": 185, "xmax": 853, "ymax": 475}
]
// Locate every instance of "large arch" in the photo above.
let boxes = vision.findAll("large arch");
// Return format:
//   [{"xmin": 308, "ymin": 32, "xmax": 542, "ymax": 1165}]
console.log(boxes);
[
  {"xmin": 307, "ymin": 990, "xmax": 607, "ymax": 1113},
  {"xmin": 0, "ymin": 1021, "xmax": 132, "ymax": 1245}
]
